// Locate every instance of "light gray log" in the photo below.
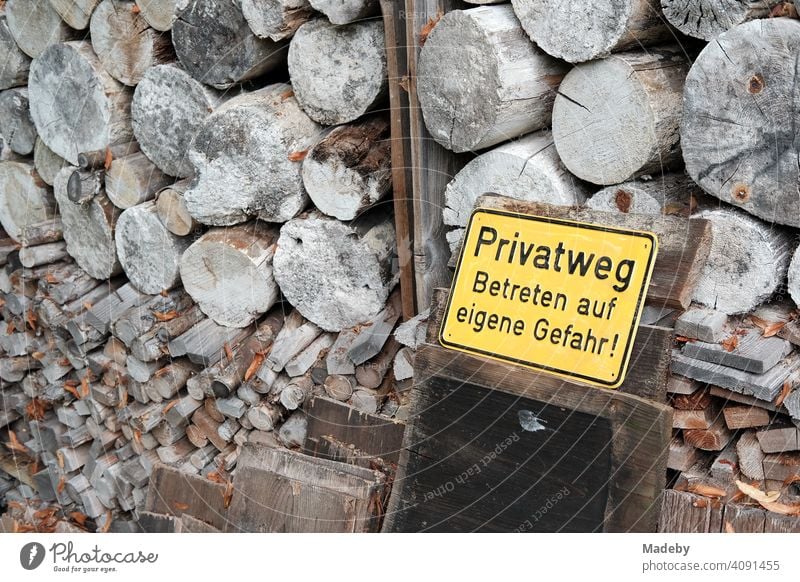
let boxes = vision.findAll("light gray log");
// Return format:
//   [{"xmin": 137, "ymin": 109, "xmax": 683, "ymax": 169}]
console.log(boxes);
[
  {"xmin": 274, "ymin": 209, "xmax": 397, "ymax": 331},
  {"xmin": 682, "ymin": 329, "xmax": 792, "ymax": 375},
  {"xmin": 355, "ymin": 337, "xmax": 399, "ymax": 389},
  {"xmin": 18, "ymin": 218, "xmax": 63, "ymax": 247},
  {"xmin": 266, "ymin": 311, "xmax": 321, "ymax": 371},
  {"xmin": 127, "ymin": 355, "xmax": 162, "ymax": 382},
  {"xmin": 587, "ymin": 174, "xmax": 695, "ymax": 215},
  {"xmin": 155, "ymin": 180, "xmax": 197, "ymax": 235},
  {"xmin": 90, "ymin": 0, "xmax": 174, "ymax": 86},
  {"xmin": 53, "ymin": 167, "xmax": 121, "ymax": 279},
  {"xmin": 145, "ymin": 359, "xmax": 197, "ymax": 402},
  {"xmin": 0, "ymin": 10, "xmax": 31, "ymax": 89},
  {"xmin": 29, "ymin": 41, "xmax": 134, "ymax": 165},
  {"xmin": 788, "ymin": 246, "xmax": 800, "ymax": 308},
  {"xmin": 105, "ymin": 152, "xmax": 173, "ymax": 209},
  {"xmin": 350, "ymin": 389, "xmax": 381, "ymax": 414},
  {"xmin": 171, "ymin": 0, "xmax": 286, "ymax": 89},
  {"xmin": 33, "ymin": 138, "xmax": 68, "ymax": 186},
  {"xmin": 393, "ymin": 347, "xmax": 414, "ymax": 381},
  {"xmin": 247, "ymin": 403, "xmax": 283, "ymax": 432},
  {"xmin": 285, "ymin": 333, "xmax": 334, "ymax": 377},
  {"xmin": 553, "ymin": 48, "xmax": 687, "ymax": 185},
  {"xmin": 180, "ymin": 223, "xmax": 280, "ymax": 327},
  {"xmin": 185, "ymin": 84, "xmax": 320, "ymax": 225},
  {"xmin": 302, "ymin": 116, "xmax": 391, "ymax": 221},
  {"xmin": 113, "ymin": 288, "xmax": 193, "ymax": 345},
  {"xmin": 417, "ymin": 5, "xmax": 565, "ymax": 152},
  {"xmin": 682, "ymin": 18, "xmax": 800, "ymax": 228},
  {"xmin": 674, "ymin": 307, "xmax": 727, "ymax": 343},
  {"xmin": 152, "ymin": 421, "xmax": 186, "ymax": 446},
  {"xmin": 511, "ymin": 0, "xmax": 670, "ymax": 63},
  {"xmin": 0, "ymin": 88, "xmax": 36, "ymax": 155},
  {"xmin": 165, "ymin": 394, "xmax": 202, "ymax": 428},
  {"xmin": 691, "ymin": 208, "xmax": 791, "ymax": 314},
  {"xmin": 394, "ymin": 307, "xmax": 429, "ymax": 349},
  {"xmin": 671, "ymin": 349, "xmax": 799, "ymax": 402},
  {"xmin": 346, "ymin": 290, "xmax": 401, "ymax": 365},
  {"xmin": 756, "ymin": 425, "xmax": 800, "ymax": 453},
  {"xmin": 135, "ymin": 0, "xmax": 189, "ymax": 31},
  {"xmin": 85, "ymin": 282, "xmax": 148, "ymax": 333},
  {"xmin": 323, "ymin": 374, "xmax": 355, "ymax": 401},
  {"xmin": 168, "ymin": 317, "xmax": 253, "ymax": 365},
  {"xmin": 5, "ymin": 0, "xmax": 76, "ymax": 58},
  {"xmin": 67, "ymin": 168, "xmax": 104, "ymax": 205},
  {"xmin": 308, "ymin": 0, "xmax": 378, "ymax": 24},
  {"xmin": 667, "ymin": 435, "xmax": 699, "ymax": 472},
  {"xmin": 241, "ymin": 0, "xmax": 313, "ymax": 41},
  {"xmin": 133, "ymin": 64, "xmax": 228, "ymax": 179},
  {"xmin": 289, "ymin": 18, "xmax": 386, "ymax": 126},
  {"xmin": 661, "ymin": 0, "xmax": 782, "ymax": 41},
  {"xmin": 130, "ymin": 303, "xmax": 204, "ymax": 361},
  {"xmin": 277, "ymin": 410, "xmax": 307, "ymax": 447},
  {"xmin": 18, "ymin": 241, "xmax": 69, "ymax": 268},
  {"xmin": 156, "ymin": 437, "xmax": 194, "ymax": 464},
  {"xmin": 278, "ymin": 375, "xmax": 313, "ymax": 410},
  {"xmin": 115, "ymin": 200, "xmax": 191, "ymax": 294},
  {"xmin": 78, "ymin": 141, "xmax": 141, "ymax": 170},
  {"xmin": 443, "ymin": 131, "xmax": 588, "ymax": 251},
  {"xmin": 48, "ymin": 0, "xmax": 101, "ymax": 29},
  {"xmin": 0, "ymin": 161, "xmax": 57, "ymax": 242}
]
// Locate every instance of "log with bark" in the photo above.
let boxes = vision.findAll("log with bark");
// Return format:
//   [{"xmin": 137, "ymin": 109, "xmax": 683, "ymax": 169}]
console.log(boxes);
[
  {"xmin": 552, "ymin": 48, "xmax": 688, "ymax": 185},
  {"xmin": 288, "ymin": 18, "xmax": 387, "ymax": 126},
  {"xmin": 682, "ymin": 18, "xmax": 800, "ymax": 228},
  {"xmin": 301, "ymin": 116, "xmax": 391, "ymax": 221},
  {"xmin": 273, "ymin": 209, "xmax": 397, "ymax": 331},
  {"xmin": 241, "ymin": 0, "xmax": 314, "ymax": 41},
  {"xmin": 587, "ymin": 174, "xmax": 695, "ymax": 215},
  {"xmin": 417, "ymin": 5, "xmax": 566, "ymax": 153},
  {"xmin": 184, "ymin": 84, "xmax": 320, "ymax": 225},
  {"xmin": 28, "ymin": 41, "xmax": 134, "ymax": 165},
  {"xmin": 660, "ymin": 0, "xmax": 783, "ymax": 41},
  {"xmin": 0, "ymin": 9, "xmax": 31, "ymax": 90},
  {"xmin": 510, "ymin": 0, "xmax": 670, "ymax": 63},
  {"xmin": 89, "ymin": 0, "xmax": 174, "ymax": 88},
  {"xmin": 171, "ymin": 0, "xmax": 286, "ymax": 89},
  {"xmin": 179, "ymin": 222, "xmax": 280, "ymax": 328}
]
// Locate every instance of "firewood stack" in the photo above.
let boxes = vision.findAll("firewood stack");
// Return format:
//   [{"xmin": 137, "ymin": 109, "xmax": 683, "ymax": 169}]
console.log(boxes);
[
  {"xmin": 419, "ymin": 2, "xmax": 800, "ymax": 531},
  {"xmin": 0, "ymin": 0, "xmax": 405, "ymax": 533}
]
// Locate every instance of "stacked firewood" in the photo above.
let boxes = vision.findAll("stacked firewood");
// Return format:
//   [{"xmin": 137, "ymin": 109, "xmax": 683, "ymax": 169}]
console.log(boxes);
[{"xmin": 0, "ymin": 0, "xmax": 406, "ymax": 532}]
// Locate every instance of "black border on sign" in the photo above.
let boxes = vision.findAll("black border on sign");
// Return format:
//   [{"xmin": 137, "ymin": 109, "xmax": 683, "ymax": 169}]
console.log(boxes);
[{"xmin": 439, "ymin": 207, "xmax": 658, "ymax": 389}]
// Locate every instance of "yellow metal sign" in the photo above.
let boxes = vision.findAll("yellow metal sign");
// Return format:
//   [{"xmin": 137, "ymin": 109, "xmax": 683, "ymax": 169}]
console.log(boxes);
[{"xmin": 440, "ymin": 208, "xmax": 658, "ymax": 388}]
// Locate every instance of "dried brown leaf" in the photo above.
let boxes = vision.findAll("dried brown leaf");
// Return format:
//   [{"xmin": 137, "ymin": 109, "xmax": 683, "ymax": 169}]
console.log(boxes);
[
  {"xmin": 614, "ymin": 189, "xmax": 632, "ymax": 213},
  {"xmin": 223, "ymin": 480, "xmax": 234, "ymax": 509},
  {"xmin": 101, "ymin": 510, "xmax": 113, "ymax": 533},
  {"xmin": 152, "ymin": 310, "xmax": 178, "ymax": 322},
  {"xmin": 288, "ymin": 150, "xmax": 308, "ymax": 162},
  {"xmin": 419, "ymin": 10, "xmax": 443, "ymax": 46},
  {"xmin": 104, "ymin": 147, "xmax": 113, "ymax": 171},
  {"xmin": 173, "ymin": 502, "xmax": 190, "ymax": 511},
  {"xmin": 775, "ymin": 381, "xmax": 792, "ymax": 407},
  {"xmin": 244, "ymin": 352, "xmax": 266, "ymax": 382},
  {"xmin": 686, "ymin": 482, "xmax": 726, "ymax": 499},
  {"xmin": 721, "ymin": 335, "xmax": 739, "ymax": 352},
  {"xmin": 224, "ymin": 342, "xmax": 234, "ymax": 362},
  {"xmin": 162, "ymin": 400, "xmax": 178, "ymax": 415}
]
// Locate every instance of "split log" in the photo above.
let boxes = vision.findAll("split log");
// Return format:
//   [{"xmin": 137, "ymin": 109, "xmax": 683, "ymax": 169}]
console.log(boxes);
[
  {"xmin": 587, "ymin": 174, "xmax": 695, "ymax": 215},
  {"xmin": 0, "ymin": 88, "xmax": 36, "ymax": 155},
  {"xmin": 510, "ymin": 0, "xmax": 670, "ymax": 63},
  {"xmin": 33, "ymin": 139, "xmax": 68, "ymax": 187},
  {"xmin": 0, "ymin": 161, "xmax": 57, "ymax": 242},
  {"xmin": 307, "ymin": 0, "xmax": 378, "ymax": 24},
  {"xmin": 144, "ymin": 360, "xmax": 196, "ymax": 402},
  {"xmin": 241, "ymin": 0, "xmax": 313, "ymax": 43},
  {"xmin": 553, "ymin": 49, "xmax": 688, "ymax": 185},
  {"xmin": 155, "ymin": 180, "xmax": 197, "ymax": 235},
  {"xmin": 185, "ymin": 84, "xmax": 320, "ymax": 225},
  {"xmin": 90, "ymin": 0, "xmax": 174, "ymax": 87},
  {"xmin": 691, "ymin": 208, "xmax": 791, "ymax": 314},
  {"xmin": 115, "ymin": 201, "xmax": 191, "ymax": 294},
  {"xmin": 682, "ymin": 18, "xmax": 800, "ymax": 228},
  {"xmin": 279, "ymin": 375, "xmax": 313, "ymax": 410},
  {"xmin": 661, "ymin": 0, "xmax": 782, "ymax": 41},
  {"xmin": 168, "ymin": 317, "xmax": 253, "ymax": 365},
  {"xmin": 130, "ymin": 304, "xmax": 204, "ymax": 362},
  {"xmin": 443, "ymin": 131, "xmax": 587, "ymax": 250},
  {"xmin": 5, "ymin": 0, "xmax": 76, "ymax": 58},
  {"xmin": 417, "ymin": 5, "xmax": 565, "ymax": 152},
  {"xmin": 53, "ymin": 167, "xmax": 121, "ymax": 279},
  {"xmin": 302, "ymin": 116, "xmax": 392, "ymax": 221},
  {"xmin": 0, "ymin": 10, "xmax": 30, "ymax": 89},
  {"xmin": 132, "ymin": 64, "xmax": 228, "ymax": 179},
  {"xmin": 180, "ymin": 223, "xmax": 280, "ymax": 327},
  {"xmin": 277, "ymin": 411, "xmax": 307, "ymax": 448},
  {"xmin": 171, "ymin": 0, "xmax": 286, "ymax": 90},
  {"xmin": 135, "ymin": 0, "xmax": 190, "ymax": 31},
  {"xmin": 19, "ymin": 242, "xmax": 69, "ymax": 268},
  {"xmin": 105, "ymin": 152, "xmax": 173, "ymax": 209},
  {"xmin": 274, "ymin": 210, "xmax": 397, "ymax": 331},
  {"xmin": 288, "ymin": 18, "xmax": 387, "ymax": 126},
  {"xmin": 393, "ymin": 347, "xmax": 414, "ymax": 381},
  {"xmin": 266, "ymin": 310, "xmax": 321, "ymax": 371},
  {"xmin": 49, "ymin": 0, "xmax": 102, "ymax": 29},
  {"xmin": 285, "ymin": 333, "xmax": 334, "ymax": 377},
  {"xmin": 28, "ymin": 41, "xmax": 134, "ymax": 165}
]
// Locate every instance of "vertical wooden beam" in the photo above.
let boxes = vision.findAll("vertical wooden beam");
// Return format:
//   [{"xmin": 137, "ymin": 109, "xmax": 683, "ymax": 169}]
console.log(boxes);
[
  {"xmin": 404, "ymin": 0, "xmax": 469, "ymax": 310},
  {"xmin": 380, "ymin": 1, "xmax": 416, "ymax": 319}
]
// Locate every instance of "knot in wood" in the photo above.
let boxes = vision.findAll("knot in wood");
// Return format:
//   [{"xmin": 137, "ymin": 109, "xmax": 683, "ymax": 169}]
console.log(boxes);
[
  {"xmin": 748, "ymin": 74, "xmax": 764, "ymax": 94},
  {"xmin": 732, "ymin": 183, "xmax": 751, "ymax": 203}
]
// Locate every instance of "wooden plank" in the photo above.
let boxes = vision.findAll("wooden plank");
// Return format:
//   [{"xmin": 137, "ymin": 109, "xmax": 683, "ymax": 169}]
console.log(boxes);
[
  {"xmin": 466, "ymin": 195, "xmax": 713, "ymax": 310},
  {"xmin": 668, "ymin": 434, "xmax": 700, "ymax": 472},
  {"xmin": 384, "ymin": 342, "xmax": 672, "ymax": 532},
  {"xmin": 710, "ymin": 385, "xmax": 781, "ymax": 413},
  {"xmin": 682, "ymin": 329, "xmax": 792, "ymax": 374},
  {"xmin": 405, "ymin": 0, "xmax": 470, "ymax": 310},
  {"xmin": 659, "ymin": 489, "xmax": 720, "ymax": 532},
  {"xmin": 426, "ymin": 287, "xmax": 672, "ymax": 401},
  {"xmin": 684, "ymin": 416, "xmax": 734, "ymax": 451},
  {"xmin": 674, "ymin": 307, "xmax": 728, "ymax": 342},
  {"xmin": 756, "ymin": 425, "xmax": 800, "ymax": 453},
  {"xmin": 380, "ymin": 0, "xmax": 416, "ymax": 319},
  {"xmin": 145, "ymin": 464, "xmax": 229, "ymax": 531},
  {"xmin": 723, "ymin": 405, "xmax": 772, "ymax": 429},
  {"xmin": 303, "ymin": 396, "xmax": 405, "ymax": 465},
  {"xmin": 723, "ymin": 503, "xmax": 766, "ymax": 533},
  {"xmin": 764, "ymin": 513, "xmax": 800, "ymax": 532}
]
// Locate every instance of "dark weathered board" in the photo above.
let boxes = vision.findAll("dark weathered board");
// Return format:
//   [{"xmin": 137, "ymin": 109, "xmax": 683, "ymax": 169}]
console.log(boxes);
[
  {"xmin": 145, "ymin": 464, "xmax": 229, "ymax": 531},
  {"xmin": 404, "ymin": 0, "xmax": 470, "ymax": 310},
  {"xmin": 303, "ymin": 396, "xmax": 405, "ymax": 464},
  {"xmin": 462, "ymin": 195, "xmax": 713, "ymax": 310},
  {"xmin": 426, "ymin": 288, "xmax": 673, "ymax": 402},
  {"xmin": 384, "ymin": 341, "xmax": 672, "ymax": 532},
  {"xmin": 380, "ymin": 0, "xmax": 416, "ymax": 319}
]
